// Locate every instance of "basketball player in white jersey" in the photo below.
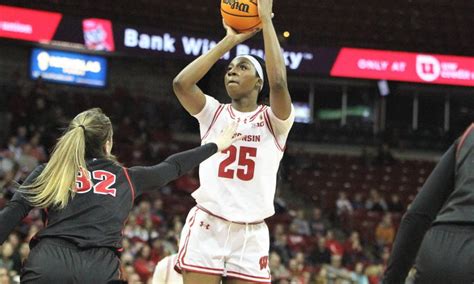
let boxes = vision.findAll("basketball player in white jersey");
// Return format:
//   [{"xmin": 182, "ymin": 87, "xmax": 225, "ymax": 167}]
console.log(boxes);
[
  {"xmin": 172, "ymin": 0, "xmax": 294, "ymax": 283},
  {"xmin": 152, "ymin": 253, "xmax": 182, "ymax": 284}
]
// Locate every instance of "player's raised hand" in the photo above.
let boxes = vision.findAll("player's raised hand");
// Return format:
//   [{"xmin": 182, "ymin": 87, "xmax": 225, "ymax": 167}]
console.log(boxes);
[
  {"xmin": 210, "ymin": 121, "xmax": 245, "ymax": 151},
  {"xmin": 223, "ymin": 19, "xmax": 260, "ymax": 44}
]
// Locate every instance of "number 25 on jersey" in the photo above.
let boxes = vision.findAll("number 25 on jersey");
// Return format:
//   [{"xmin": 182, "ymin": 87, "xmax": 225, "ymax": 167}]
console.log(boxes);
[{"xmin": 218, "ymin": 146, "xmax": 257, "ymax": 181}]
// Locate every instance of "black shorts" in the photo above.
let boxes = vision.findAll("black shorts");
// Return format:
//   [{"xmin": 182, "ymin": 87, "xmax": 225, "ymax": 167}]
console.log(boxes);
[
  {"xmin": 414, "ymin": 224, "xmax": 474, "ymax": 284},
  {"xmin": 21, "ymin": 238, "xmax": 121, "ymax": 284}
]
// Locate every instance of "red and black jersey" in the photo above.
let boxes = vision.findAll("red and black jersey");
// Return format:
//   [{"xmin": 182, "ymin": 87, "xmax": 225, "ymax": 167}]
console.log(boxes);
[{"xmin": 0, "ymin": 143, "xmax": 218, "ymax": 249}]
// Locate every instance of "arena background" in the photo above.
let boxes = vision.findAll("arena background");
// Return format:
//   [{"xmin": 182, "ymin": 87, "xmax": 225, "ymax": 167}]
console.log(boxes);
[{"xmin": 0, "ymin": 0, "xmax": 473, "ymax": 283}]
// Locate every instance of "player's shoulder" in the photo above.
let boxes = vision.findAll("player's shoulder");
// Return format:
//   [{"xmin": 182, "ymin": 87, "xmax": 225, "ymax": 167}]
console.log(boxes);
[{"xmin": 88, "ymin": 158, "xmax": 123, "ymax": 173}]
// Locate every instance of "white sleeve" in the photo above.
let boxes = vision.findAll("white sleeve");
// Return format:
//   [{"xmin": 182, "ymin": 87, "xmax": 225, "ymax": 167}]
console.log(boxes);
[
  {"xmin": 192, "ymin": 95, "xmax": 222, "ymax": 129},
  {"xmin": 266, "ymin": 104, "xmax": 295, "ymax": 136}
]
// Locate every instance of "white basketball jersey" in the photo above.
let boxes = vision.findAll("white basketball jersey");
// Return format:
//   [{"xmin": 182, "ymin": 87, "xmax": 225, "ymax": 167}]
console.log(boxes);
[{"xmin": 192, "ymin": 95, "xmax": 294, "ymax": 223}]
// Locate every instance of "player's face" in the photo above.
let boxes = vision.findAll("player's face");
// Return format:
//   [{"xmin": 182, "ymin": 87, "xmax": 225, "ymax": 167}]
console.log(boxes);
[{"xmin": 225, "ymin": 57, "xmax": 261, "ymax": 100}]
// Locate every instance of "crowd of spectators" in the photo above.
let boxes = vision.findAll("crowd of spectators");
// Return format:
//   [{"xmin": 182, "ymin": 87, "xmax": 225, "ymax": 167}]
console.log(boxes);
[{"xmin": 0, "ymin": 80, "xmax": 424, "ymax": 283}]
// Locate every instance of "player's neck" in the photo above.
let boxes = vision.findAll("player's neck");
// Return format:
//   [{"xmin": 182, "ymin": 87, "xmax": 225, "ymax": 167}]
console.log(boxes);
[{"xmin": 231, "ymin": 98, "xmax": 258, "ymax": 113}]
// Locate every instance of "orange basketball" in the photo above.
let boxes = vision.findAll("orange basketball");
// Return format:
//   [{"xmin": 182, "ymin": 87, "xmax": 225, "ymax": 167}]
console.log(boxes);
[{"xmin": 221, "ymin": 0, "xmax": 261, "ymax": 33}]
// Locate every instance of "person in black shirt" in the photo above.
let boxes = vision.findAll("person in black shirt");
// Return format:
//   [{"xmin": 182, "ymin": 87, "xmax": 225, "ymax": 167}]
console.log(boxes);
[
  {"xmin": 382, "ymin": 124, "xmax": 474, "ymax": 283},
  {"xmin": 0, "ymin": 108, "xmax": 241, "ymax": 283}
]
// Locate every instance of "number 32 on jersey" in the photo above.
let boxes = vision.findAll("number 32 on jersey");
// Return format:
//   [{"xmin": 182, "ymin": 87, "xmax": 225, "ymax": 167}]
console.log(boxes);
[
  {"xmin": 218, "ymin": 146, "xmax": 257, "ymax": 181},
  {"xmin": 75, "ymin": 169, "xmax": 117, "ymax": 197}
]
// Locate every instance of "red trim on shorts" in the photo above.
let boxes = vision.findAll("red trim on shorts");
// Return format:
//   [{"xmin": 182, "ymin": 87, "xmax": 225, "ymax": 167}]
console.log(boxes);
[
  {"xmin": 263, "ymin": 110, "xmax": 285, "ymax": 152},
  {"xmin": 122, "ymin": 167, "xmax": 135, "ymax": 206},
  {"xmin": 178, "ymin": 266, "xmax": 223, "ymax": 276},
  {"xmin": 177, "ymin": 207, "xmax": 225, "ymax": 276},
  {"xmin": 202, "ymin": 105, "xmax": 225, "ymax": 141},
  {"xmin": 226, "ymin": 275, "xmax": 271, "ymax": 283},
  {"xmin": 196, "ymin": 205, "xmax": 264, "ymax": 225},
  {"xmin": 457, "ymin": 123, "xmax": 474, "ymax": 156},
  {"xmin": 226, "ymin": 270, "xmax": 271, "ymax": 281}
]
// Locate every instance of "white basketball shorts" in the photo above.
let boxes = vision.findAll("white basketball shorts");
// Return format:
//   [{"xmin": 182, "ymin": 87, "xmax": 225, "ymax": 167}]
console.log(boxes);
[{"xmin": 175, "ymin": 206, "xmax": 271, "ymax": 283}]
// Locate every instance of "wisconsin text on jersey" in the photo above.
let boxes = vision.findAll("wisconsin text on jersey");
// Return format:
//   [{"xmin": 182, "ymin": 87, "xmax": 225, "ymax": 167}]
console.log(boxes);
[{"xmin": 232, "ymin": 133, "xmax": 261, "ymax": 142}]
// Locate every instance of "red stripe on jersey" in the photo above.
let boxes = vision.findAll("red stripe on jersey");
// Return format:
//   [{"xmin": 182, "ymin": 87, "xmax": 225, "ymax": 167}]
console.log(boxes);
[
  {"xmin": 263, "ymin": 110, "xmax": 285, "ymax": 152},
  {"xmin": 122, "ymin": 168, "xmax": 135, "ymax": 206},
  {"xmin": 202, "ymin": 105, "xmax": 225, "ymax": 141},
  {"xmin": 249, "ymin": 105, "xmax": 266, "ymax": 122},
  {"xmin": 457, "ymin": 123, "xmax": 474, "ymax": 157},
  {"xmin": 228, "ymin": 105, "xmax": 236, "ymax": 119}
]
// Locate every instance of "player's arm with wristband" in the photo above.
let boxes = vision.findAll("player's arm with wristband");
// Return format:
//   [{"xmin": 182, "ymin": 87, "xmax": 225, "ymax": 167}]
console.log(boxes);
[
  {"xmin": 172, "ymin": 20, "xmax": 260, "ymax": 115},
  {"xmin": 382, "ymin": 144, "xmax": 455, "ymax": 283},
  {"xmin": 259, "ymin": 0, "xmax": 292, "ymax": 120},
  {"xmin": 0, "ymin": 165, "xmax": 44, "ymax": 244},
  {"xmin": 128, "ymin": 122, "xmax": 242, "ymax": 194}
]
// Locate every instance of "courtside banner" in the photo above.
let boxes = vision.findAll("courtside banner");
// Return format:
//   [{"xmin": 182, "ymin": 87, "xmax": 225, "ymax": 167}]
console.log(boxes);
[
  {"xmin": 0, "ymin": 5, "xmax": 62, "ymax": 42},
  {"xmin": 331, "ymin": 48, "xmax": 474, "ymax": 87}
]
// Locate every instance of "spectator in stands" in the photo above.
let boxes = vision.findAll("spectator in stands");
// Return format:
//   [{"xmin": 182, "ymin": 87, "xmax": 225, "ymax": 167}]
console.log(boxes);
[
  {"xmin": 174, "ymin": 170, "xmax": 199, "ymax": 194},
  {"xmin": 28, "ymin": 133, "xmax": 47, "ymax": 163},
  {"xmin": 344, "ymin": 231, "xmax": 364, "ymax": 266},
  {"xmin": 287, "ymin": 257, "xmax": 305, "ymax": 283},
  {"xmin": 323, "ymin": 254, "xmax": 353, "ymax": 283},
  {"xmin": 352, "ymin": 262, "xmax": 369, "ymax": 284},
  {"xmin": 133, "ymin": 244, "xmax": 156, "ymax": 282},
  {"xmin": 5, "ymin": 137, "xmax": 21, "ymax": 160},
  {"xmin": 310, "ymin": 207, "xmax": 332, "ymax": 236},
  {"xmin": 16, "ymin": 144, "xmax": 38, "ymax": 174},
  {"xmin": 269, "ymin": 251, "xmax": 290, "ymax": 282},
  {"xmin": 325, "ymin": 230, "xmax": 344, "ymax": 257},
  {"xmin": 351, "ymin": 192, "xmax": 365, "ymax": 210},
  {"xmin": 272, "ymin": 233, "xmax": 292, "ymax": 265},
  {"xmin": 290, "ymin": 209, "xmax": 311, "ymax": 236},
  {"xmin": 0, "ymin": 242, "xmax": 15, "ymax": 272},
  {"xmin": 0, "ymin": 152, "xmax": 15, "ymax": 183},
  {"xmin": 287, "ymin": 223, "xmax": 308, "ymax": 252},
  {"xmin": 387, "ymin": 193, "xmax": 404, "ymax": 212},
  {"xmin": 336, "ymin": 191, "xmax": 354, "ymax": 216},
  {"xmin": 14, "ymin": 126, "xmax": 28, "ymax": 147},
  {"xmin": 375, "ymin": 213, "xmax": 395, "ymax": 250},
  {"xmin": 0, "ymin": 267, "xmax": 11, "ymax": 284},
  {"xmin": 309, "ymin": 236, "xmax": 331, "ymax": 266},
  {"xmin": 365, "ymin": 189, "xmax": 388, "ymax": 212}
]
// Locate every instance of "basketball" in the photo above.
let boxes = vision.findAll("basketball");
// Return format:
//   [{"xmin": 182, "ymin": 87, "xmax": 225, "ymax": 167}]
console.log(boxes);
[{"xmin": 221, "ymin": 0, "xmax": 261, "ymax": 33}]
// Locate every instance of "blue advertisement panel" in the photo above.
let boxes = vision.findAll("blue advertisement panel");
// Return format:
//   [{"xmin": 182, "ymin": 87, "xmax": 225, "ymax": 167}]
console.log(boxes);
[{"xmin": 30, "ymin": 48, "xmax": 107, "ymax": 87}]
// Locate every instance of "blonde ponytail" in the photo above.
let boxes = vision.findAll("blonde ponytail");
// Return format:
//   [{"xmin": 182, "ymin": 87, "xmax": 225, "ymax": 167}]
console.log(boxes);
[{"xmin": 20, "ymin": 108, "xmax": 112, "ymax": 209}]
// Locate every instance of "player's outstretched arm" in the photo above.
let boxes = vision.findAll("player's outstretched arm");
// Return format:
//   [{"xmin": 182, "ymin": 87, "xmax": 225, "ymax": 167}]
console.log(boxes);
[
  {"xmin": 129, "ymin": 123, "xmax": 242, "ymax": 193},
  {"xmin": 0, "ymin": 165, "xmax": 43, "ymax": 244},
  {"xmin": 172, "ymin": 22, "xmax": 260, "ymax": 115},
  {"xmin": 259, "ymin": 0, "xmax": 292, "ymax": 120},
  {"xmin": 383, "ymin": 144, "xmax": 455, "ymax": 283}
]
